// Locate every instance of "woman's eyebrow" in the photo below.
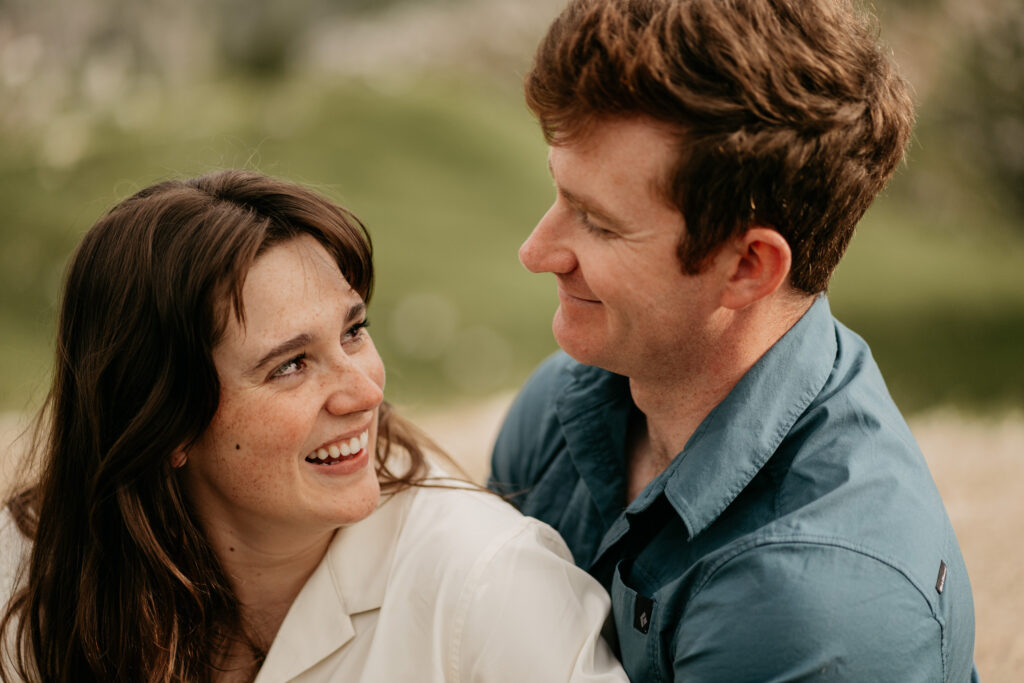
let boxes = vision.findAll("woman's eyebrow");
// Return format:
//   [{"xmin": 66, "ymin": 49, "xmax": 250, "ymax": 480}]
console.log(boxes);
[
  {"xmin": 347, "ymin": 302, "xmax": 367, "ymax": 322},
  {"xmin": 247, "ymin": 303, "xmax": 366, "ymax": 374},
  {"xmin": 250, "ymin": 333, "xmax": 313, "ymax": 374}
]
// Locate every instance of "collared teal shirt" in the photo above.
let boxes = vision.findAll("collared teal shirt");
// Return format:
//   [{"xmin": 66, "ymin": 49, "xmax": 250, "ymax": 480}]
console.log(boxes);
[{"xmin": 491, "ymin": 297, "xmax": 978, "ymax": 682}]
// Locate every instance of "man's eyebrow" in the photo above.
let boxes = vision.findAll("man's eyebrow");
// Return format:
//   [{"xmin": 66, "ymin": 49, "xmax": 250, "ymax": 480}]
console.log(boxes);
[
  {"xmin": 547, "ymin": 158, "xmax": 627, "ymax": 231},
  {"xmin": 561, "ymin": 187, "xmax": 629, "ymax": 232}
]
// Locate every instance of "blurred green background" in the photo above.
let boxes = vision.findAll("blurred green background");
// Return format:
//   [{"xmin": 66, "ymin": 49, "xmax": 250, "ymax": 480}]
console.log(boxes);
[{"xmin": 1, "ymin": 0, "xmax": 1022, "ymax": 416}]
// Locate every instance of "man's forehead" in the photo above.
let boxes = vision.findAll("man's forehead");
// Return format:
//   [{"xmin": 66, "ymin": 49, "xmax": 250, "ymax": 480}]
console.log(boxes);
[{"xmin": 546, "ymin": 120, "xmax": 680, "ymax": 211}]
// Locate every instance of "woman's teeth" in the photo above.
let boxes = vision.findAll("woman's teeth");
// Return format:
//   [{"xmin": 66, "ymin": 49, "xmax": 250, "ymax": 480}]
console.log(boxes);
[{"xmin": 307, "ymin": 430, "xmax": 370, "ymax": 463}]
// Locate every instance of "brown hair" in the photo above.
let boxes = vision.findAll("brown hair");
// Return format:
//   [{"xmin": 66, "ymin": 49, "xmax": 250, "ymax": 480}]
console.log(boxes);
[
  {"xmin": 0, "ymin": 170, "xmax": 431, "ymax": 681},
  {"xmin": 526, "ymin": 0, "xmax": 914, "ymax": 294}
]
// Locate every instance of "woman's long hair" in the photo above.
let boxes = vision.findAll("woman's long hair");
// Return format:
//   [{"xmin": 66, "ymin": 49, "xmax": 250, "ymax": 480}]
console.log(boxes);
[{"xmin": 0, "ymin": 170, "xmax": 430, "ymax": 681}]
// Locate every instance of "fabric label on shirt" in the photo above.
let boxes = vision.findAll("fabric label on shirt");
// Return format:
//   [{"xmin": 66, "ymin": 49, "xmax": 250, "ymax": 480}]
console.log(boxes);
[{"xmin": 633, "ymin": 594, "xmax": 654, "ymax": 634}]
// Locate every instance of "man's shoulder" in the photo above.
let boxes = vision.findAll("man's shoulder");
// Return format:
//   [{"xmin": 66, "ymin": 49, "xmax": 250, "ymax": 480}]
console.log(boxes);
[
  {"xmin": 770, "ymin": 316, "xmax": 965, "ymax": 600},
  {"xmin": 661, "ymin": 308, "xmax": 976, "ymax": 680}
]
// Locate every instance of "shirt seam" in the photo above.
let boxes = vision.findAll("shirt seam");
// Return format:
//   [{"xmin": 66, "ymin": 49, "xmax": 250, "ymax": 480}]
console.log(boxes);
[{"xmin": 678, "ymin": 534, "xmax": 946, "ymax": 679}]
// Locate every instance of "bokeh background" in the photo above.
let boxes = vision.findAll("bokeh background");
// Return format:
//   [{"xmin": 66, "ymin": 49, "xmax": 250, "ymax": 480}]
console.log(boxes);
[{"xmin": 1, "ymin": 0, "xmax": 1022, "ymax": 678}]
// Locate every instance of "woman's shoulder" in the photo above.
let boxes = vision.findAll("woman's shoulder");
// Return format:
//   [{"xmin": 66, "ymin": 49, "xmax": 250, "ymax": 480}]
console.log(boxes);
[
  {"xmin": 408, "ymin": 474, "xmax": 550, "ymax": 534},
  {"xmin": 395, "ymin": 478, "xmax": 575, "ymax": 582},
  {"xmin": 382, "ymin": 479, "xmax": 627, "ymax": 682},
  {"xmin": 0, "ymin": 505, "xmax": 31, "ymax": 601}
]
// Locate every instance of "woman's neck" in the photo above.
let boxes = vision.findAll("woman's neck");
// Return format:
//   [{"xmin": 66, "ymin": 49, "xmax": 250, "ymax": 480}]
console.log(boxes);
[{"xmin": 200, "ymin": 518, "xmax": 336, "ymax": 667}]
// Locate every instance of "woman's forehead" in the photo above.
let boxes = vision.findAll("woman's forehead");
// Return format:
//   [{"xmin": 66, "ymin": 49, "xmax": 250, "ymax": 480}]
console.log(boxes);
[{"xmin": 219, "ymin": 238, "xmax": 360, "ymax": 355}]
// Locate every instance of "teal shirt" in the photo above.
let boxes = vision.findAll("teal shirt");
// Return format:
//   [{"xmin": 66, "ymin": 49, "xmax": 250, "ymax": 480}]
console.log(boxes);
[{"xmin": 490, "ymin": 297, "xmax": 978, "ymax": 682}]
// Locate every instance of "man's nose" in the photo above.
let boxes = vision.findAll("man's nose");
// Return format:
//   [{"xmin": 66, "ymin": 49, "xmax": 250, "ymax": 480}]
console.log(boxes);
[{"xmin": 519, "ymin": 205, "xmax": 577, "ymax": 275}]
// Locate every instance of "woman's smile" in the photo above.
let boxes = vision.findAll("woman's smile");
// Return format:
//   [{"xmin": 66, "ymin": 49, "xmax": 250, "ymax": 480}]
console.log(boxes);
[
  {"xmin": 303, "ymin": 429, "xmax": 372, "ymax": 475},
  {"xmin": 305, "ymin": 429, "xmax": 370, "ymax": 463}
]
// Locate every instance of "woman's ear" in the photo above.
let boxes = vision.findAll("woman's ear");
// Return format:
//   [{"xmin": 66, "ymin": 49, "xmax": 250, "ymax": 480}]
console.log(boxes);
[
  {"xmin": 170, "ymin": 448, "xmax": 188, "ymax": 468},
  {"xmin": 719, "ymin": 227, "xmax": 792, "ymax": 310}
]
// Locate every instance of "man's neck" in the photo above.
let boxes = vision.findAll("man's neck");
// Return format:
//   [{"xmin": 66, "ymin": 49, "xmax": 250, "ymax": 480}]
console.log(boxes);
[
  {"xmin": 625, "ymin": 296, "xmax": 813, "ymax": 501},
  {"xmin": 625, "ymin": 358, "xmax": 740, "ymax": 502}
]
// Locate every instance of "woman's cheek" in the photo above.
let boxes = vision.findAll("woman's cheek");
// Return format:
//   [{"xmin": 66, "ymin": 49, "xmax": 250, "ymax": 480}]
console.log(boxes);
[{"xmin": 218, "ymin": 396, "xmax": 313, "ymax": 457}]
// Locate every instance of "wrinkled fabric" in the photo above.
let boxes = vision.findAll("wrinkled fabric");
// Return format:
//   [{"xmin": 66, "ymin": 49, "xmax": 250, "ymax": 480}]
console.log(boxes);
[
  {"xmin": 0, "ymin": 479, "xmax": 627, "ymax": 682},
  {"xmin": 255, "ymin": 479, "xmax": 627, "ymax": 682},
  {"xmin": 492, "ymin": 296, "xmax": 978, "ymax": 682}
]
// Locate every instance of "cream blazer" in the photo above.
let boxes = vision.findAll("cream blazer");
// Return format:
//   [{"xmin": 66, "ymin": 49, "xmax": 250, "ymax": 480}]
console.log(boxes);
[{"xmin": 0, "ymin": 482, "xmax": 626, "ymax": 681}]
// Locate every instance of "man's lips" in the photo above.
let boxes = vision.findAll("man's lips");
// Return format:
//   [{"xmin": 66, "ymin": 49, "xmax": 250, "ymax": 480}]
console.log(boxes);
[{"xmin": 558, "ymin": 287, "xmax": 601, "ymax": 304}]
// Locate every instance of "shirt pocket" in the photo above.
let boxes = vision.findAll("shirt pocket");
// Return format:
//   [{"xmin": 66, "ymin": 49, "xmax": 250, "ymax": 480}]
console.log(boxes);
[{"xmin": 611, "ymin": 560, "xmax": 665, "ymax": 683}]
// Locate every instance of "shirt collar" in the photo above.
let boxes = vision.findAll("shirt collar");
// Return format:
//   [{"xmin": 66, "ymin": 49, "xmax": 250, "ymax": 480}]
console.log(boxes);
[
  {"xmin": 556, "ymin": 363, "xmax": 633, "ymax": 527},
  {"xmin": 255, "ymin": 489, "xmax": 411, "ymax": 682},
  {"xmin": 639, "ymin": 295, "xmax": 837, "ymax": 538}
]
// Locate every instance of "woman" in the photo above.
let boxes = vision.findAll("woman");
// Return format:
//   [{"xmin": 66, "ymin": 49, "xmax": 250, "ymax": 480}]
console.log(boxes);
[{"xmin": 0, "ymin": 170, "xmax": 626, "ymax": 682}]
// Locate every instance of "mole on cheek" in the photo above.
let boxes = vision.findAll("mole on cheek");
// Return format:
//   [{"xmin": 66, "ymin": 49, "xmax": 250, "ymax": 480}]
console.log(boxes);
[{"xmin": 235, "ymin": 444, "xmax": 240, "ymax": 450}]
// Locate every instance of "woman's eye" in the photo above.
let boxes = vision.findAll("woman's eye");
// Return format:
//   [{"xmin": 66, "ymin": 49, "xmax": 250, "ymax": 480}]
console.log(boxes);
[
  {"xmin": 271, "ymin": 353, "xmax": 306, "ymax": 379},
  {"xmin": 344, "ymin": 319, "xmax": 369, "ymax": 344}
]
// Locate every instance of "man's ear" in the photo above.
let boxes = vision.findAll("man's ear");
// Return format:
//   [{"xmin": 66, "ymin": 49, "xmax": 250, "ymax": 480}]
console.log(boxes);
[
  {"xmin": 170, "ymin": 448, "xmax": 188, "ymax": 469},
  {"xmin": 719, "ymin": 228, "xmax": 792, "ymax": 310}
]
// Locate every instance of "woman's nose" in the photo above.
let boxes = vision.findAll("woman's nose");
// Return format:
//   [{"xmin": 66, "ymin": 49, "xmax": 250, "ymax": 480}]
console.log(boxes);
[
  {"xmin": 324, "ymin": 355, "xmax": 385, "ymax": 417},
  {"xmin": 519, "ymin": 205, "xmax": 577, "ymax": 275}
]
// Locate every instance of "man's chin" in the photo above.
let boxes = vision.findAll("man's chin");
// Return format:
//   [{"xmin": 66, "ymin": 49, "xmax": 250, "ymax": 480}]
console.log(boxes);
[{"xmin": 552, "ymin": 314, "xmax": 614, "ymax": 371}]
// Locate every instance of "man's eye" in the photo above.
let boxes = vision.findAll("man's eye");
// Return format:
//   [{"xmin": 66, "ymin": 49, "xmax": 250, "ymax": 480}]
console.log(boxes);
[
  {"xmin": 578, "ymin": 210, "xmax": 611, "ymax": 236},
  {"xmin": 271, "ymin": 354, "xmax": 306, "ymax": 379}
]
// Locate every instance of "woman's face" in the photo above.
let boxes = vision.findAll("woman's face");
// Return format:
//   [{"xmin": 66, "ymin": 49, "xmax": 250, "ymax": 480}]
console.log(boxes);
[{"xmin": 182, "ymin": 235, "xmax": 384, "ymax": 545}]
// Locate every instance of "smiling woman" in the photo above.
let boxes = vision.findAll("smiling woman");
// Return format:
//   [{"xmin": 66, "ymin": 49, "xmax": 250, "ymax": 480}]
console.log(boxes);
[
  {"xmin": 0, "ymin": 170, "xmax": 626, "ymax": 682},
  {"xmin": 181, "ymin": 237, "xmax": 386, "ymax": 548}
]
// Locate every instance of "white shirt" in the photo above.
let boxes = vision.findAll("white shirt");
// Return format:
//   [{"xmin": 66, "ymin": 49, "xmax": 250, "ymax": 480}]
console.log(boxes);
[
  {"xmin": 254, "ymin": 480, "xmax": 627, "ymax": 682},
  {"xmin": 1, "ymin": 483, "xmax": 626, "ymax": 682}
]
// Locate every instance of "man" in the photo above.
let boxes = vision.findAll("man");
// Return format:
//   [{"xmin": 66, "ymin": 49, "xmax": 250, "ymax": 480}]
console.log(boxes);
[{"xmin": 490, "ymin": 0, "xmax": 978, "ymax": 680}]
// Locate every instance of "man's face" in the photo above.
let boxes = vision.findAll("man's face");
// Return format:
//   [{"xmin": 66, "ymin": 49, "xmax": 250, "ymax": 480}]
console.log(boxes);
[{"xmin": 519, "ymin": 117, "xmax": 725, "ymax": 380}]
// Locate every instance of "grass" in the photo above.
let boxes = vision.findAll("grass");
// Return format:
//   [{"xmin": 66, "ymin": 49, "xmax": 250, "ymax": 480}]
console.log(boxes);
[{"xmin": 1, "ymin": 72, "xmax": 1022, "ymax": 415}]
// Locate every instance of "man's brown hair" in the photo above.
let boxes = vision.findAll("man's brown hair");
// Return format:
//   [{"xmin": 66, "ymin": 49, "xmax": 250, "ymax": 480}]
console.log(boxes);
[{"xmin": 526, "ymin": 0, "xmax": 914, "ymax": 294}]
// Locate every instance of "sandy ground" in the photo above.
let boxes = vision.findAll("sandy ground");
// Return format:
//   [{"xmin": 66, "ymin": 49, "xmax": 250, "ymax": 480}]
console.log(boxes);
[{"xmin": 3, "ymin": 401, "xmax": 1021, "ymax": 680}]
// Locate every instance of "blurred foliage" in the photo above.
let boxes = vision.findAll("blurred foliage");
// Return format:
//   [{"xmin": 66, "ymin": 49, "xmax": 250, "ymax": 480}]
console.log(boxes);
[
  {"xmin": 879, "ymin": 0, "xmax": 1024, "ymax": 234},
  {"xmin": 926, "ymin": 3, "xmax": 1024, "ymax": 220},
  {"xmin": 0, "ymin": 75, "xmax": 558, "ymax": 412},
  {"xmin": 214, "ymin": 0, "xmax": 317, "ymax": 77},
  {"xmin": 0, "ymin": 0, "xmax": 1022, "ymax": 416},
  {"xmin": 210, "ymin": 0, "xmax": 461, "ymax": 76}
]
